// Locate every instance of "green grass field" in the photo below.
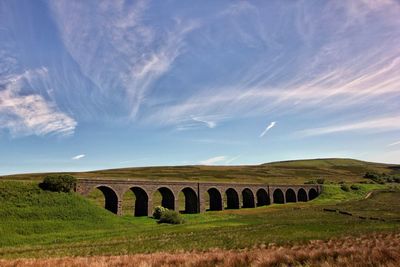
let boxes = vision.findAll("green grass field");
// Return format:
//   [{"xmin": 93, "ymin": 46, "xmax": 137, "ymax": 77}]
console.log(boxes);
[
  {"xmin": 3, "ymin": 158, "xmax": 400, "ymax": 184},
  {"xmin": 0, "ymin": 180, "xmax": 399, "ymax": 259}
]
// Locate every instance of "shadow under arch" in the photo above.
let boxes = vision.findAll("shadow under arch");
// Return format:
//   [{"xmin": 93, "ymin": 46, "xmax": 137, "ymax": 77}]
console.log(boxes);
[
  {"xmin": 129, "ymin": 187, "xmax": 149, "ymax": 216},
  {"xmin": 298, "ymin": 188, "xmax": 308, "ymax": 202},
  {"xmin": 242, "ymin": 188, "xmax": 255, "ymax": 208},
  {"xmin": 273, "ymin": 189, "xmax": 285, "ymax": 204},
  {"xmin": 285, "ymin": 188, "xmax": 297, "ymax": 203},
  {"xmin": 256, "ymin": 188, "xmax": 270, "ymax": 206},
  {"xmin": 225, "ymin": 188, "xmax": 239, "ymax": 209},
  {"xmin": 181, "ymin": 187, "xmax": 198, "ymax": 213},
  {"xmin": 207, "ymin": 188, "xmax": 223, "ymax": 211},
  {"xmin": 156, "ymin": 187, "xmax": 175, "ymax": 210},
  {"xmin": 309, "ymin": 188, "xmax": 318, "ymax": 200},
  {"xmin": 94, "ymin": 185, "xmax": 119, "ymax": 214}
]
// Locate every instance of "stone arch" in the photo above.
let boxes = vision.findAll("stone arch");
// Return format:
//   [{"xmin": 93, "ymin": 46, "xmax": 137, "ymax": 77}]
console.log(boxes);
[
  {"xmin": 94, "ymin": 185, "xmax": 119, "ymax": 214},
  {"xmin": 298, "ymin": 188, "xmax": 308, "ymax": 202},
  {"xmin": 129, "ymin": 187, "xmax": 149, "ymax": 216},
  {"xmin": 181, "ymin": 187, "xmax": 198, "ymax": 213},
  {"xmin": 207, "ymin": 188, "xmax": 223, "ymax": 211},
  {"xmin": 242, "ymin": 188, "xmax": 255, "ymax": 208},
  {"xmin": 309, "ymin": 188, "xmax": 318, "ymax": 200},
  {"xmin": 273, "ymin": 188, "xmax": 285, "ymax": 204},
  {"xmin": 156, "ymin": 187, "xmax": 175, "ymax": 210},
  {"xmin": 256, "ymin": 188, "xmax": 270, "ymax": 206},
  {"xmin": 225, "ymin": 188, "xmax": 239, "ymax": 209},
  {"xmin": 285, "ymin": 188, "xmax": 297, "ymax": 203}
]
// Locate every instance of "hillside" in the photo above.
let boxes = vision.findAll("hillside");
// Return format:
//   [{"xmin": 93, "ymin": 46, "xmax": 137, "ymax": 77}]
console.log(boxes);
[
  {"xmin": 2, "ymin": 158, "xmax": 399, "ymax": 184},
  {"xmin": 0, "ymin": 181, "xmax": 126, "ymax": 248},
  {"xmin": 0, "ymin": 180, "xmax": 398, "ymax": 259}
]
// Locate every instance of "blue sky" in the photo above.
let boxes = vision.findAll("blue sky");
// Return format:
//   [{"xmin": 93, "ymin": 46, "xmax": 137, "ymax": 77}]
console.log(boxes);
[{"xmin": 1, "ymin": 0, "xmax": 400, "ymax": 175}]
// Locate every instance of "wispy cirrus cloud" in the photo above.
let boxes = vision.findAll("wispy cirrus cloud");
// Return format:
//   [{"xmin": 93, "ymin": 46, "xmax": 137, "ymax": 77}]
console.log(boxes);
[
  {"xmin": 226, "ymin": 155, "xmax": 240, "ymax": 164},
  {"xmin": 388, "ymin": 141, "xmax": 400, "ymax": 147},
  {"xmin": 296, "ymin": 115, "xmax": 400, "ymax": 137},
  {"xmin": 260, "ymin": 121, "xmax": 276, "ymax": 137},
  {"xmin": 191, "ymin": 116, "xmax": 217, "ymax": 129},
  {"xmin": 199, "ymin": 156, "xmax": 226, "ymax": 165},
  {"xmin": 50, "ymin": 0, "xmax": 199, "ymax": 119},
  {"xmin": 142, "ymin": 0, "xmax": 400, "ymax": 129},
  {"xmin": 72, "ymin": 154, "xmax": 85, "ymax": 160},
  {"xmin": 0, "ymin": 69, "xmax": 77, "ymax": 137},
  {"xmin": 199, "ymin": 155, "xmax": 241, "ymax": 165}
]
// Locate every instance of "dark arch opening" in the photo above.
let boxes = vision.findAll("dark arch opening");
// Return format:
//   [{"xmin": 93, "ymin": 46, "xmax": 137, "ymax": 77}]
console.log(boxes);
[
  {"xmin": 130, "ymin": 187, "xmax": 148, "ymax": 216},
  {"xmin": 256, "ymin": 188, "xmax": 270, "ymax": 206},
  {"xmin": 181, "ymin": 187, "xmax": 198, "ymax": 214},
  {"xmin": 225, "ymin": 188, "xmax": 239, "ymax": 209},
  {"xmin": 242, "ymin": 188, "xmax": 255, "ymax": 208},
  {"xmin": 298, "ymin": 188, "xmax": 308, "ymax": 202},
  {"xmin": 273, "ymin": 189, "xmax": 285, "ymax": 204},
  {"xmin": 96, "ymin": 186, "xmax": 119, "ymax": 214},
  {"xmin": 207, "ymin": 188, "xmax": 223, "ymax": 211},
  {"xmin": 157, "ymin": 187, "xmax": 175, "ymax": 210},
  {"xmin": 309, "ymin": 188, "xmax": 318, "ymax": 200},
  {"xmin": 285, "ymin": 188, "xmax": 297, "ymax": 203}
]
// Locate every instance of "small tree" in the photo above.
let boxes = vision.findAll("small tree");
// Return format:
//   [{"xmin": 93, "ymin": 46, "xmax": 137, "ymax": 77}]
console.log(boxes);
[
  {"xmin": 304, "ymin": 180, "xmax": 316, "ymax": 184},
  {"xmin": 153, "ymin": 206, "xmax": 168, "ymax": 219},
  {"xmin": 41, "ymin": 174, "xmax": 76, "ymax": 193}
]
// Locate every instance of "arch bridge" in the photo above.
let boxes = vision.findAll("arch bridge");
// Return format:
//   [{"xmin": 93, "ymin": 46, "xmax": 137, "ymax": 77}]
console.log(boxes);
[{"xmin": 76, "ymin": 179, "xmax": 322, "ymax": 216}]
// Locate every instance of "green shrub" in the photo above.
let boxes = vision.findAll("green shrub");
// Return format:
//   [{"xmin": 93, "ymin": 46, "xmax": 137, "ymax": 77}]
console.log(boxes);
[
  {"xmin": 340, "ymin": 184, "xmax": 350, "ymax": 192},
  {"xmin": 158, "ymin": 210, "xmax": 184, "ymax": 224},
  {"xmin": 316, "ymin": 178, "xmax": 325, "ymax": 184},
  {"xmin": 350, "ymin": 184, "xmax": 360, "ymax": 190},
  {"xmin": 377, "ymin": 179, "xmax": 386, "ymax": 185},
  {"xmin": 153, "ymin": 206, "xmax": 168, "ymax": 219},
  {"xmin": 40, "ymin": 174, "xmax": 76, "ymax": 192},
  {"xmin": 304, "ymin": 180, "xmax": 316, "ymax": 184},
  {"xmin": 364, "ymin": 172, "xmax": 380, "ymax": 179}
]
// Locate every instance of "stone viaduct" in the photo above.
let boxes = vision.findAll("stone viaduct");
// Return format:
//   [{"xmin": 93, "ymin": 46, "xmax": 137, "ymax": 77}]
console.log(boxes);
[{"xmin": 76, "ymin": 179, "xmax": 322, "ymax": 216}]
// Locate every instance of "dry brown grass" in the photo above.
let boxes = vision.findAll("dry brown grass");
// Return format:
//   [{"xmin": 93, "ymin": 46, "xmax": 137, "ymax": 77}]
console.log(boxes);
[{"xmin": 1, "ymin": 233, "xmax": 399, "ymax": 267}]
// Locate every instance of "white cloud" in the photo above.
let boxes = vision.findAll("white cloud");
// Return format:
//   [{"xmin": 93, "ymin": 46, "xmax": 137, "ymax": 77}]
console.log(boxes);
[
  {"xmin": 260, "ymin": 121, "xmax": 276, "ymax": 137},
  {"xmin": 297, "ymin": 115, "xmax": 400, "ymax": 137},
  {"xmin": 191, "ymin": 116, "xmax": 217, "ymax": 128},
  {"xmin": 199, "ymin": 156, "xmax": 227, "ymax": 165},
  {"xmin": 0, "ymin": 69, "xmax": 77, "ymax": 137},
  {"xmin": 50, "ymin": 1, "xmax": 199, "ymax": 119},
  {"xmin": 145, "ymin": 48, "xmax": 400, "ymax": 128},
  {"xmin": 72, "ymin": 154, "xmax": 85, "ymax": 160},
  {"xmin": 226, "ymin": 155, "xmax": 240, "ymax": 164},
  {"xmin": 142, "ymin": 1, "xmax": 400, "ymax": 129},
  {"xmin": 388, "ymin": 140, "xmax": 400, "ymax": 147}
]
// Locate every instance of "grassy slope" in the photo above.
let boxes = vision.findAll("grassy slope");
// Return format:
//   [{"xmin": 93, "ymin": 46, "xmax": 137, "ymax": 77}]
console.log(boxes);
[
  {"xmin": 0, "ymin": 181, "xmax": 399, "ymax": 259},
  {"xmin": 3, "ymin": 158, "xmax": 399, "ymax": 184}
]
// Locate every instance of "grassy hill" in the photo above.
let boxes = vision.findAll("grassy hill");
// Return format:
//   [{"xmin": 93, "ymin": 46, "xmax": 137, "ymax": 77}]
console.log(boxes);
[
  {"xmin": 0, "ymin": 181, "xmax": 126, "ymax": 248},
  {"xmin": 0, "ymin": 180, "xmax": 399, "ymax": 259},
  {"xmin": 2, "ymin": 158, "xmax": 399, "ymax": 184},
  {"xmin": 1, "ymin": 159, "xmax": 398, "ymax": 261}
]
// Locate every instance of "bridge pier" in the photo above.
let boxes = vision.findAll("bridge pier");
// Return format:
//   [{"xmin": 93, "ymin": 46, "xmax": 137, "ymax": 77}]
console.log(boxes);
[
  {"xmin": 147, "ymin": 198, "xmax": 153, "ymax": 217},
  {"xmin": 174, "ymin": 198, "xmax": 179, "ymax": 213},
  {"xmin": 117, "ymin": 199, "xmax": 122, "ymax": 216}
]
